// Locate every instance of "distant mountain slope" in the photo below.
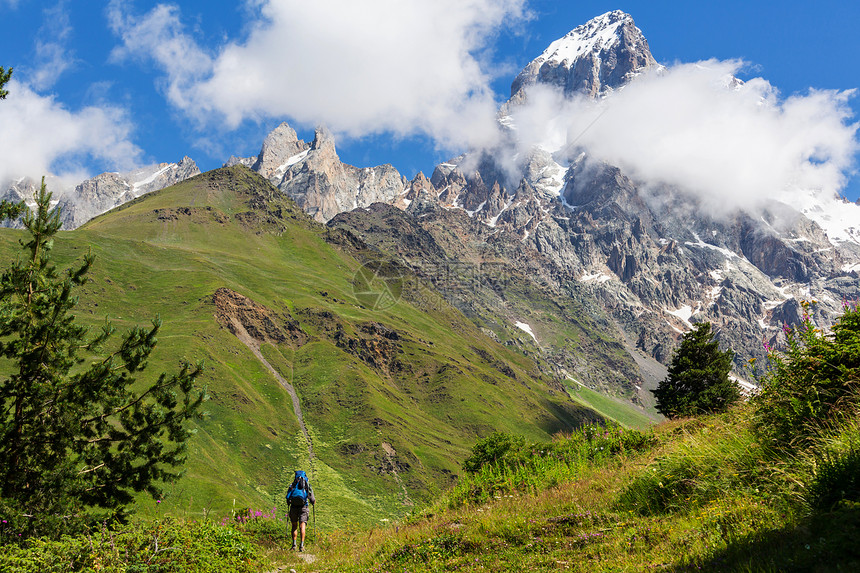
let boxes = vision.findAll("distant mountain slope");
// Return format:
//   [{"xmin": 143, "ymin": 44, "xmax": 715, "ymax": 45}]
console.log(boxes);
[
  {"xmin": 327, "ymin": 202, "xmax": 661, "ymax": 411},
  {"xmin": 0, "ymin": 165, "xmax": 600, "ymax": 527},
  {"xmin": 0, "ymin": 157, "xmax": 200, "ymax": 230}
]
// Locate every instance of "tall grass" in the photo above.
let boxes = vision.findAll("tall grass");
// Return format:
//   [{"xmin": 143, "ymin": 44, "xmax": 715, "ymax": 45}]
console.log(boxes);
[
  {"xmin": 803, "ymin": 414, "xmax": 860, "ymax": 511},
  {"xmin": 443, "ymin": 424, "xmax": 655, "ymax": 509},
  {"xmin": 617, "ymin": 409, "xmax": 788, "ymax": 516}
]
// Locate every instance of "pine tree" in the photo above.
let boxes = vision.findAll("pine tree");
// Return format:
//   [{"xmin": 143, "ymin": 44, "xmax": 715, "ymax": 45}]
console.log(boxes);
[
  {"xmin": 0, "ymin": 179, "xmax": 206, "ymax": 536},
  {"xmin": 0, "ymin": 66, "xmax": 12, "ymax": 99},
  {"xmin": 652, "ymin": 322, "xmax": 739, "ymax": 418}
]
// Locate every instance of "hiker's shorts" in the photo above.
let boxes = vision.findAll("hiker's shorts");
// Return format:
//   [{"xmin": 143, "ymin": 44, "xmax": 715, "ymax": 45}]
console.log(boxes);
[{"xmin": 289, "ymin": 503, "xmax": 310, "ymax": 523}]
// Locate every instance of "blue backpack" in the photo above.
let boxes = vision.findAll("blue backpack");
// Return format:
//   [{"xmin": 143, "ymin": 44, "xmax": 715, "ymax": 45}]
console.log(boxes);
[{"xmin": 287, "ymin": 470, "xmax": 310, "ymax": 506}]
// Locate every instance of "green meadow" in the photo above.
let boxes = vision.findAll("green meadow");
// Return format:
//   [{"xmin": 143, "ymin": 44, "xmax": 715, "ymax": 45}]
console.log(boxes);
[{"xmin": 0, "ymin": 166, "xmax": 599, "ymax": 530}]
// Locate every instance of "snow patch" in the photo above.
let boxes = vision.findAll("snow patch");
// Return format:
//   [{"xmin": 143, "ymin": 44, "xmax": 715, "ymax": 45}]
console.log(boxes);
[
  {"xmin": 666, "ymin": 305, "xmax": 693, "ymax": 322},
  {"xmin": 579, "ymin": 271, "xmax": 613, "ymax": 284},
  {"xmin": 789, "ymin": 192, "xmax": 860, "ymax": 246},
  {"xmin": 540, "ymin": 11, "xmax": 626, "ymax": 66},
  {"xmin": 275, "ymin": 149, "xmax": 310, "ymax": 177},
  {"xmin": 515, "ymin": 321, "xmax": 538, "ymax": 344},
  {"xmin": 535, "ymin": 162, "xmax": 568, "ymax": 195},
  {"xmin": 132, "ymin": 164, "xmax": 171, "ymax": 193},
  {"xmin": 763, "ymin": 299, "xmax": 784, "ymax": 311},
  {"xmin": 665, "ymin": 305, "xmax": 694, "ymax": 329},
  {"xmin": 685, "ymin": 233, "xmax": 739, "ymax": 259},
  {"xmin": 730, "ymin": 373, "xmax": 758, "ymax": 395},
  {"xmin": 465, "ymin": 201, "xmax": 486, "ymax": 217},
  {"xmin": 487, "ymin": 198, "xmax": 514, "ymax": 228}
]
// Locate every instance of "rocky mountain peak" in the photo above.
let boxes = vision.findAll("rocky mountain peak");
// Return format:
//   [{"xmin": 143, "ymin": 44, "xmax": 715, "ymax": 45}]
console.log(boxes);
[
  {"xmin": 251, "ymin": 122, "xmax": 309, "ymax": 180},
  {"xmin": 177, "ymin": 156, "xmax": 196, "ymax": 170},
  {"xmin": 241, "ymin": 122, "xmax": 407, "ymax": 222},
  {"xmin": 509, "ymin": 10, "xmax": 658, "ymax": 102},
  {"xmin": 311, "ymin": 125, "xmax": 337, "ymax": 154}
]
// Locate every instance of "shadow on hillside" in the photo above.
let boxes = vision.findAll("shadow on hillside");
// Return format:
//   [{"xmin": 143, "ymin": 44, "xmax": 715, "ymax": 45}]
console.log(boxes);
[
  {"xmin": 539, "ymin": 398, "xmax": 603, "ymax": 436},
  {"xmin": 666, "ymin": 504, "xmax": 860, "ymax": 572}
]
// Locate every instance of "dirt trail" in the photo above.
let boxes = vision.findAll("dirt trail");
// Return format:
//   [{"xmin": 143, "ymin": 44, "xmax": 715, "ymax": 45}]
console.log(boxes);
[
  {"xmin": 213, "ymin": 287, "xmax": 314, "ymax": 463},
  {"xmin": 230, "ymin": 316, "xmax": 314, "ymax": 461},
  {"xmin": 381, "ymin": 441, "xmax": 413, "ymax": 507},
  {"xmin": 263, "ymin": 551, "xmax": 317, "ymax": 573}
]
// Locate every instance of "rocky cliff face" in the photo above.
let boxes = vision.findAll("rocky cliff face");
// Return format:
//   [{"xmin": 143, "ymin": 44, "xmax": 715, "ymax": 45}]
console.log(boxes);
[{"xmin": 327, "ymin": 201, "xmax": 655, "ymax": 404}]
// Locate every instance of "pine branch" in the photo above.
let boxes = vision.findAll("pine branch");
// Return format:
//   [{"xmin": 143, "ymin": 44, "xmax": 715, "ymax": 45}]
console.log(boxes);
[{"xmin": 77, "ymin": 463, "xmax": 106, "ymax": 475}]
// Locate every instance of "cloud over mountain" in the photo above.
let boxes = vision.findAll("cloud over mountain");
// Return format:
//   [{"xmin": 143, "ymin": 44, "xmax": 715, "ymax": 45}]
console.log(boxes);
[{"xmin": 510, "ymin": 60, "xmax": 858, "ymax": 211}]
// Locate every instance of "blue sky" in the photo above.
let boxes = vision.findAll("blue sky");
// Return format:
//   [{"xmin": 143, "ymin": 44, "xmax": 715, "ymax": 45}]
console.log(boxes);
[{"xmin": 1, "ymin": 0, "xmax": 859, "ymax": 201}]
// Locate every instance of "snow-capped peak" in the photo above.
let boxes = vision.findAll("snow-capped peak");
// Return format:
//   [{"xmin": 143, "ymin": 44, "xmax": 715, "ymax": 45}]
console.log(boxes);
[
  {"xmin": 541, "ymin": 10, "xmax": 633, "ymax": 65},
  {"xmin": 508, "ymin": 10, "xmax": 657, "ymax": 101}
]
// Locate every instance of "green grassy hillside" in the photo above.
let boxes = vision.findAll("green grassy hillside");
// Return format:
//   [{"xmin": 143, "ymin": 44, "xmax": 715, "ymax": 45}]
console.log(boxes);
[
  {"xmin": 565, "ymin": 379, "xmax": 657, "ymax": 429},
  {"xmin": 0, "ymin": 166, "xmax": 601, "ymax": 528}
]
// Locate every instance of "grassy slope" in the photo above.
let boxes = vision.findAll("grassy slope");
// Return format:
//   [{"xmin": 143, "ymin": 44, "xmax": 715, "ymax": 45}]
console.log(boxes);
[
  {"xmin": 565, "ymin": 380, "xmax": 658, "ymax": 429},
  {"xmin": 5, "ymin": 409, "xmax": 858, "ymax": 572},
  {"xmin": 286, "ymin": 410, "xmax": 859, "ymax": 572},
  {"xmin": 0, "ymin": 166, "xmax": 600, "ymax": 528}
]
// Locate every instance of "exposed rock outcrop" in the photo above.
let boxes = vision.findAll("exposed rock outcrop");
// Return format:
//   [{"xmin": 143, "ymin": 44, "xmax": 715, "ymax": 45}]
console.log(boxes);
[{"xmin": 245, "ymin": 123, "xmax": 409, "ymax": 222}]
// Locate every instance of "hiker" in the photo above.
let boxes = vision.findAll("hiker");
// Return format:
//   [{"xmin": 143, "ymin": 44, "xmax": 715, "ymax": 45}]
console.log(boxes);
[{"xmin": 286, "ymin": 469, "xmax": 315, "ymax": 551}]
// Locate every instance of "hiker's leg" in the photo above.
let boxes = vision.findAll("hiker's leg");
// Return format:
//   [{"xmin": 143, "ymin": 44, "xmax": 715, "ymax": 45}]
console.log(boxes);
[
  {"xmin": 299, "ymin": 521, "xmax": 307, "ymax": 545},
  {"xmin": 291, "ymin": 520, "xmax": 298, "ymax": 544}
]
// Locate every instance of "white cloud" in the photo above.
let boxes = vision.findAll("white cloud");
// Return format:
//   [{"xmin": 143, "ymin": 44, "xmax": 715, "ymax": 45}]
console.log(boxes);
[
  {"xmin": 0, "ymin": 80, "xmax": 143, "ymax": 186},
  {"xmin": 107, "ymin": 2, "xmax": 213, "ymax": 112},
  {"xmin": 512, "ymin": 60, "xmax": 858, "ymax": 212},
  {"xmin": 30, "ymin": 1, "xmax": 75, "ymax": 90},
  {"xmin": 107, "ymin": 0, "xmax": 528, "ymax": 150}
]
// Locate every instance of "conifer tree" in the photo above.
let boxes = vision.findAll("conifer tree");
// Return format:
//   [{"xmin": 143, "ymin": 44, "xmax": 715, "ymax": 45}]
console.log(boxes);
[
  {"xmin": 0, "ymin": 179, "xmax": 206, "ymax": 534},
  {"xmin": 0, "ymin": 66, "xmax": 11, "ymax": 99},
  {"xmin": 652, "ymin": 322, "xmax": 739, "ymax": 418}
]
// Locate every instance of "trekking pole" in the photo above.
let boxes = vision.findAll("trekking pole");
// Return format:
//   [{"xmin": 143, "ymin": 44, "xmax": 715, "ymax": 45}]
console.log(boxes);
[{"xmin": 312, "ymin": 503, "xmax": 316, "ymax": 544}]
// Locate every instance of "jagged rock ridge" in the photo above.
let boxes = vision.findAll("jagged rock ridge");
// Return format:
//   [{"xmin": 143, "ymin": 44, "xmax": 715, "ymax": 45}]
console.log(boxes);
[
  {"xmin": 1, "ymin": 157, "xmax": 200, "ymax": 230},
  {"xmin": 231, "ymin": 124, "xmax": 409, "ymax": 223}
]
